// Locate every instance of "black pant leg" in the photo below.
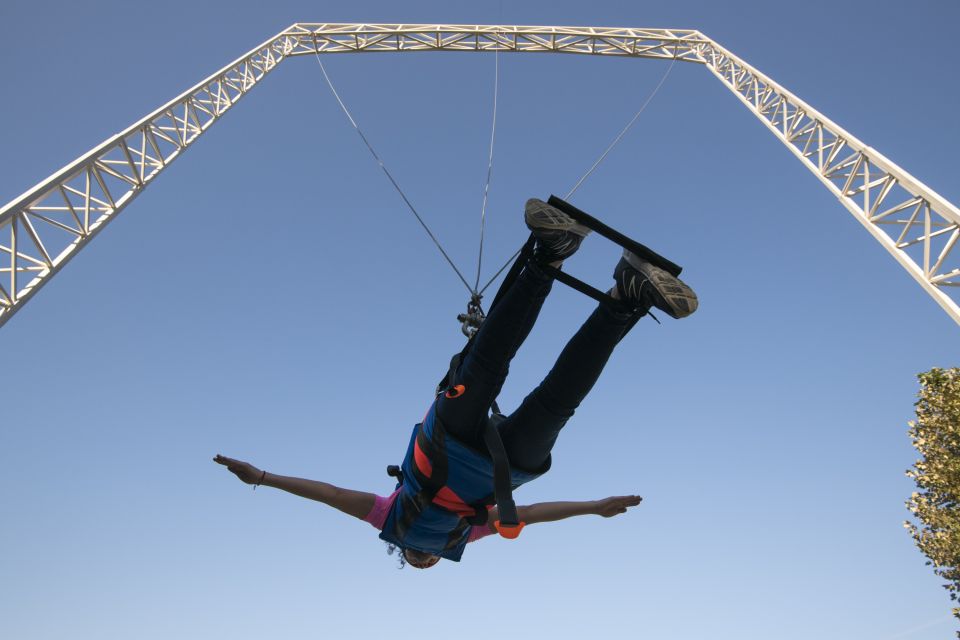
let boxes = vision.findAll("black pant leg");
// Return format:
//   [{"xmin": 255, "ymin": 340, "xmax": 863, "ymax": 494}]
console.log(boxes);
[
  {"xmin": 436, "ymin": 264, "xmax": 554, "ymax": 448},
  {"xmin": 498, "ymin": 303, "xmax": 634, "ymax": 471}
]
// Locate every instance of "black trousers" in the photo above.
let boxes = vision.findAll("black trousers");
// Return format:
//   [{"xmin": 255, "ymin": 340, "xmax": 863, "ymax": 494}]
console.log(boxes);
[{"xmin": 435, "ymin": 262, "xmax": 634, "ymax": 472}]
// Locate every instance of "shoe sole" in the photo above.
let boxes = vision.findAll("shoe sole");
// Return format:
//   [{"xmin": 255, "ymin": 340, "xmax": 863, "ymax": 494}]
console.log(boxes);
[
  {"xmin": 525, "ymin": 199, "xmax": 591, "ymax": 237},
  {"xmin": 623, "ymin": 250, "xmax": 698, "ymax": 318}
]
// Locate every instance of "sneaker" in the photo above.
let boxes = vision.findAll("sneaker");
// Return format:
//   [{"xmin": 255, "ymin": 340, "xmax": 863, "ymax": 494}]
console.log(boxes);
[
  {"xmin": 524, "ymin": 198, "xmax": 591, "ymax": 262},
  {"xmin": 614, "ymin": 250, "xmax": 698, "ymax": 318}
]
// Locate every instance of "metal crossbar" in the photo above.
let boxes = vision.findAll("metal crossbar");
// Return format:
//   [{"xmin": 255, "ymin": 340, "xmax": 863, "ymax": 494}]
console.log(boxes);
[{"xmin": 1, "ymin": 23, "xmax": 957, "ymax": 329}]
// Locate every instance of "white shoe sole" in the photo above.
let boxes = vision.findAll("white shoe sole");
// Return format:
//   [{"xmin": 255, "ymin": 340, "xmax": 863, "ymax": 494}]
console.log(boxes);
[{"xmin": 525, "ymin": 199, "xmax": 591, "ymax": 237}]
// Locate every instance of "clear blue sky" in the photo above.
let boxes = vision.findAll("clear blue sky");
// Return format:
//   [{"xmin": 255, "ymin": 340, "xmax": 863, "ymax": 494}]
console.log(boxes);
[{"xmin": 1, "ymin": 1, "xmax": 958, "ymax": 639}]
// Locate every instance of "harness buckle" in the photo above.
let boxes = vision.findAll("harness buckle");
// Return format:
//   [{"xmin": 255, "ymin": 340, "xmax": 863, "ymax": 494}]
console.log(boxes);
[{"xmin": 386, "ymin": 465, "xmax": 404, "ymax": 485}]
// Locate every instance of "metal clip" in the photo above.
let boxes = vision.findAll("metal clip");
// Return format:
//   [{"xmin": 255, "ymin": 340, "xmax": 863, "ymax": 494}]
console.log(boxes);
[{"xmin": 457, "ymin": 294, "xmax": 486, "ymax": 337}]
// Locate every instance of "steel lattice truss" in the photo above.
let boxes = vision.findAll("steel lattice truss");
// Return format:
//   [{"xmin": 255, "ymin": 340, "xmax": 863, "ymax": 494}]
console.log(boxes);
[
  {"xmin": 282, "ymin": 23, "xmax": 706, "ymax": 59},
  {"xmin": 1, "ymin": 23, "xmax": 958, "ymax": 328},
  {"xmin": 695, "ymin": 39, "xmax": 960, "ymax": 323}
]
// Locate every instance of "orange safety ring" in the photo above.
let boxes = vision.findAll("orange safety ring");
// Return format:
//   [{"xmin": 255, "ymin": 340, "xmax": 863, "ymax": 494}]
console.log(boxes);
[{"xmin": 444, "ymin": 384, "xmax": 466, "ymax": 399}]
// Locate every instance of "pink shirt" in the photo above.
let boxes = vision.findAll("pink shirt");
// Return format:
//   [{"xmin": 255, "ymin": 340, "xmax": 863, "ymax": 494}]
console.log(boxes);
[{"xmin": 364, "ymin": 488, "xmax": 494, "ymax": 544}]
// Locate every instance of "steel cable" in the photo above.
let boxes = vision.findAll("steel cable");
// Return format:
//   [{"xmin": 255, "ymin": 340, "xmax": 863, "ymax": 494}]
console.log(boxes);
[
  {"xmin": 480, "ymin": 57, "xmax": 677, "ymax": 294},
  {"xmin": 312, "ymin": 50, "xmax": 474, "ymax": 295}
]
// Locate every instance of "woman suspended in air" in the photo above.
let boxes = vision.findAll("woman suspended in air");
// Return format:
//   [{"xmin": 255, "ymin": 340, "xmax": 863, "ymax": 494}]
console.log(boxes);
[{"xmin": 215, "ymin": 198, "xmax": 697, "ymax": 569}]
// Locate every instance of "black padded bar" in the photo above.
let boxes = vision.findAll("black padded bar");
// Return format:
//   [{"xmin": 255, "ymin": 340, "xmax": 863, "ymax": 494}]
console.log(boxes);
[
  {"xmin": 540, "ymin": 263, "xmax": 623, "ymax": 309},
  {"xmin": 546, "ymin": 265, "xmax": 651, "ymax": 338},
  {"xmin": 547, "ymin": 195, "xmax": 683, "ymax": 277}
]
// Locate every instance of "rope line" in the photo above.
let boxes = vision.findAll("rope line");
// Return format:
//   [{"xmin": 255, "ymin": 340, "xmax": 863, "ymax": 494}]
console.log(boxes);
[
  {"xmin": 481, "ymin": 57, "xmax": 678, "ymax": 293},
  {"xmin": 313, "ymin": 40, "xmax": 676, "ymax": 302},
  {"xmin": 475, "ymin": 45, "xmax": 500, "ymax": 292},
  {"xmin": 479, "ymin": 246, "xmax": 523, "ymax": 296},
  {"xmin": 565, "ymin": 57, "xmax": 676, "ymax": 199},
  {"xmin": 312, "ymin": 50, "xmax": 474, "ymax": 295}
]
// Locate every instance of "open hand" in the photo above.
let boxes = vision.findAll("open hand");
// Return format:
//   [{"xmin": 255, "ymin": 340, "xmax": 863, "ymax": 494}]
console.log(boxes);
[
  {"xmin": 214, "ymin": 454, "xmax": 264, "ymax": 485},
  {"xmin": 593, "ymin": 495, "xmax": 643, "ymax": 518}
]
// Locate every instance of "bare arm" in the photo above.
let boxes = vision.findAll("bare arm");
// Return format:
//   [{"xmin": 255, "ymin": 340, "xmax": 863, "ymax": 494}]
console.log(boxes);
[
  {"xmin": 213, "ymin": 454, "xmax": 376, "ymax": 521},
  {"xmin": 486, "ymin": 495, "xmax": 642, "ymax": 531}
]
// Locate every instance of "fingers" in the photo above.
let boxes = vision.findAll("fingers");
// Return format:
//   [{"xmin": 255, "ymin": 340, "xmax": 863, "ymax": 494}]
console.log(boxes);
[
  {"xmin": 214, "ymin": 454, "xmax": 247, "ymax": 468},
  {"xmin": 600, "ymin": 495, "xmax": 643, "ymax": 517},
  {"xmin": 214, "ymin": 455, "xmax": 250, "ymax": 478}
]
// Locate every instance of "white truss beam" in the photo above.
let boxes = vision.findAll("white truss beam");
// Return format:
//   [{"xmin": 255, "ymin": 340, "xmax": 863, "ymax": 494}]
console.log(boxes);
[
  {"xmin": 1, "ymin": 23, "xmax": 957, "ymax": 329},
  {"xmin": 280, "ymin": 24, "xmax": 706, "ymax": 60},
  {"xmin": 693, "ymin": 38, "xmax": 960, "ymax": 325},
  {"xmin": 0, "ymin": 31, "xmax": 298, "ymax": 326}
]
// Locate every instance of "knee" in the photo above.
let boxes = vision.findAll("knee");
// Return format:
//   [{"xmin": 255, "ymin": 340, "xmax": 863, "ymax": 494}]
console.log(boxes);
[{"xmin": 533, "ymin": 383, "xmax": 578, "ymax": 419}]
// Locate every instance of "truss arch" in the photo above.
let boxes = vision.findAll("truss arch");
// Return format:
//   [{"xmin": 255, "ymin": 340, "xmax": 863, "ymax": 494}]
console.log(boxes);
[{"xmin": 1, "ymin": 23, "xmax": 957, "ymax": 328}]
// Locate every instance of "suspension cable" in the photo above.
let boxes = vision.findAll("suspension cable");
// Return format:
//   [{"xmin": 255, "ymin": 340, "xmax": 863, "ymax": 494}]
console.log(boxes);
[
  {"xmin": 479, "ymin": 245, "xmax": 522, "ymax": 295},
  {"xmin": 479, "ymin": 57, "xmax": 677, "ymax": 294},
  {"xmin": 475, "ymin": 44, "xmax": 500, "ymax": 292},
  {"xmin": 565, "ymin": 57, "xmax": 676, "ymax": 199},
  {"xmin": 311, "ymin": 49, "xmax": 474, "ymax": 295}
]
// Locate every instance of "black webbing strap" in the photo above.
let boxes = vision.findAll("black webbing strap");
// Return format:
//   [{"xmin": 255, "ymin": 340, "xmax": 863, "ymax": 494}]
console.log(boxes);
[
  {"xmin": 395, "ymin": 490, "xmax": 431, "ymax": 541},
  {"xmin": 482, "ymin": 418, "xmax": 519, "ymax": 527},
  {"xmin": 395, "ymin": 423, "xmax": 449, "ymax": 541},
  {"xmin": 392, "ymin": 416, "xmax": 498, "ymax": 546},
  {"xmin": 444, "ymin": 519, "xmax": 471, "ymax": 551}
]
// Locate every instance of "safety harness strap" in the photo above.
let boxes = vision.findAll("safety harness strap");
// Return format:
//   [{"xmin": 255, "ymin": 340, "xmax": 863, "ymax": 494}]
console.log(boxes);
[
  {"xmin": 482, "ymin": 417, "xmax": 523, "ymax": 537},
  {"xmin": 390, "ymin": 414, "xmax": 500, "ymax": 547},
  {"xmin": 395, "ymin": 421, "xmax": 449, "ymax": 541},
  {"xmin": 444, "ymin": 519, "xmax": 472, "ymax": 551}
]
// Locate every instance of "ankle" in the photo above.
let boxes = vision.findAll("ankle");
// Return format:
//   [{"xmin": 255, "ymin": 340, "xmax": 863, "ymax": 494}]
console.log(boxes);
[
  {"xmin": 601, "ymin": 298, "xmax": 640, "ymax": 323},
  {"xmin": 523, "ymin": 259, "xmax": 553, "ymax": 282},
  {"xmin": 607, "ymin": 286, "xmax": 646, "ymax": 319}
]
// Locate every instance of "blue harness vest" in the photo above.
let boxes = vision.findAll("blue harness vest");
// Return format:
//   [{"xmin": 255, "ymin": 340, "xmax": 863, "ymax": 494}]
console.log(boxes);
[{"xmin": 379, "ymin": 401, "xmax": 549, "ymax": 561}]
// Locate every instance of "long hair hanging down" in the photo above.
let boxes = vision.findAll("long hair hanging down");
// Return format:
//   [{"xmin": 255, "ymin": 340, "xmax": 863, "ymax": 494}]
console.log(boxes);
[{"xmin": 385, "ymin": 542, "xmax": 407, "ymax": 569}]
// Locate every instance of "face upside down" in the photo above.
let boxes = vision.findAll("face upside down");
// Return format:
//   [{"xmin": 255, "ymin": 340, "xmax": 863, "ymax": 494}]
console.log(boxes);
[{"xmin": 403, "ymin": 548, "xmax": 441, "ymax": 569}]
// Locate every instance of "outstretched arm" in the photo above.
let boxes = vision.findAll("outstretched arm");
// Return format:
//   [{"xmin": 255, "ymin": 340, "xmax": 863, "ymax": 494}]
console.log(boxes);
[
  {"xmin": 213, "ymin": 454, "xmax": 376, "ymax": 520},
  {"xmin": 487, "ymin": 495, "xmax": 642, "ymax": 531}
]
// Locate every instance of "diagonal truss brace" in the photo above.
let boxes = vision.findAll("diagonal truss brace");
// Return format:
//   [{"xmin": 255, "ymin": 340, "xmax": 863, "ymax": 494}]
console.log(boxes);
[
  {"xmin": 1, "ymin": 23, "xmax": 957, "ymax": 329},
  {"xmin": 693, "ymin": 39, "xmax": 960, "ymax": 324},
  {"xmin": 0, "ymin": 32, "xmax": 298, "ymax": 325}
]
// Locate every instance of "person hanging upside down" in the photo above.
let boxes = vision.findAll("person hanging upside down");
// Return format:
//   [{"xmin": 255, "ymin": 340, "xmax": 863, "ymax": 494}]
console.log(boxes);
[{"xmin": 214, "ymin": 198, "xmax": 697, "ymax": 569}]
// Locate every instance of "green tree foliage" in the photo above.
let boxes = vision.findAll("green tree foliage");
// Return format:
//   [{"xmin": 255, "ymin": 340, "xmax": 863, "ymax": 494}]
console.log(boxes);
[{"xmin": 907, "ymin": 367, "xmax": 960, "ymax": 629}]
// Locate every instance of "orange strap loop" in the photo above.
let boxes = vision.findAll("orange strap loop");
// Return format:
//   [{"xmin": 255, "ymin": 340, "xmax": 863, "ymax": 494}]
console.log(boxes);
[{"xmin": 444, "ymin": 384, "xmax": 466, "ymax": 399}]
